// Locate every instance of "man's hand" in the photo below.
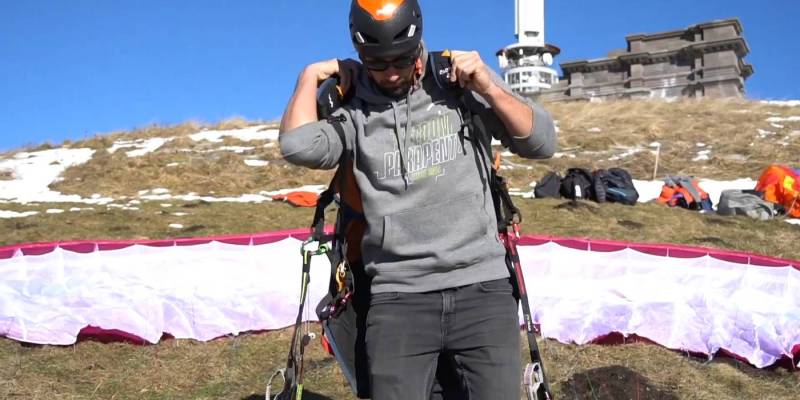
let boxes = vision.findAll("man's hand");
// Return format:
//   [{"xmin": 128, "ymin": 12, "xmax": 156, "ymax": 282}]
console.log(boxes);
[
  {"xmin": 449, "ymin": 50, "xmax": 494, "ymax": 96},
  {"xmin": 449, "ymin": 50, "xmax": 534, "ymax": 139},
  {"xmin": 280, "ymin": 58, "xmax": 359, "ymax": 134},
  {"xmin": 304, "ymin": 58, "xmax": 360, "ymax": 96}
]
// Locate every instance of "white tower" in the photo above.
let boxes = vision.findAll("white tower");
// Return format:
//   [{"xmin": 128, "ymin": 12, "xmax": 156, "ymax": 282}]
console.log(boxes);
[{"xmin": 497, "ymin": 0, "xmax": 560, "ymax": 95}]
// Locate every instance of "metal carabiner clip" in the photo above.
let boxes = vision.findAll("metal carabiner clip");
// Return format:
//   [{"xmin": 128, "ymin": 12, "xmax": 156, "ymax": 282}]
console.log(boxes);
[{"xmin": 301, "ymin": 237, "xmax": 331, "ymax": 257}]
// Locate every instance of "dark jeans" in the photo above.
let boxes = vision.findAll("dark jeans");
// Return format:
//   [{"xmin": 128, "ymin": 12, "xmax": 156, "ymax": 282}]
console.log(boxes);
[{"xmin": 366, "ymin": 278, "xmax": 521, "ymax": 400}]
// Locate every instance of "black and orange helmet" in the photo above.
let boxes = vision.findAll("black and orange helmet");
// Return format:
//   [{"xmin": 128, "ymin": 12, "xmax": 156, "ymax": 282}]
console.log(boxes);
[{"xmin": 349, "ymin": 0, "xmax": 423, "ymax": 59}]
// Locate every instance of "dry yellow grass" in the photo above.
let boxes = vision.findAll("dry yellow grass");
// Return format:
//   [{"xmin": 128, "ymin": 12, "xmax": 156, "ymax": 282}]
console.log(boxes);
[
  {"xmin": 496, "ymin": 99, "xmax": 800, "ymax": 187},
  {"xmin": 1, "ymin": 327, "xmax": 798, "ymax": 400},
  {"xmin": 44, "ymin": 99, "xmax": 800, "ymax": 199}
]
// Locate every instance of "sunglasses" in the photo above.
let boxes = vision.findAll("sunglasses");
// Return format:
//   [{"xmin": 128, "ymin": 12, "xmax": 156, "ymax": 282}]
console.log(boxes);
[{"xmin": 362, "ymin": 48, "xmax": 421, "ymax": 71}]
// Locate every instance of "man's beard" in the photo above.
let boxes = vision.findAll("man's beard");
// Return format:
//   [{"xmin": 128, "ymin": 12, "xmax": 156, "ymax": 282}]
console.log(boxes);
[
  {"xmin": 376, "ymin": 82, "xmax": 412, "ymax": 98},
  {"xmin": 374, "ymin": 72, "xmax": 415, "ymax": 99}
]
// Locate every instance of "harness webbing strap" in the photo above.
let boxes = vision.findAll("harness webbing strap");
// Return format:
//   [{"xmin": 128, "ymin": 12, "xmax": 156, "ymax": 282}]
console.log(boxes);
[
  {"xmin": 270, "ymin": 243, "xmax": 315, "ymax": 400},
  {"xmin": 491, "ymin": 168, "xmax": 552, "ymax": 400}
]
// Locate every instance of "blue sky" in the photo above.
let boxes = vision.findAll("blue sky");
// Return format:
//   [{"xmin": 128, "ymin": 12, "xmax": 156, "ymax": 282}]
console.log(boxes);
[{"xmin": 1, "ymin": 0, "xmax": 798, "ymax": 151}]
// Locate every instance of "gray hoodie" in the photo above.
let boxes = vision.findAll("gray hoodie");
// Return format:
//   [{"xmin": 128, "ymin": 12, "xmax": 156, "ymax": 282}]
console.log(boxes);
[{"xmin": 280, "ymin": 49, "xmax": 556, "ymax": 293}]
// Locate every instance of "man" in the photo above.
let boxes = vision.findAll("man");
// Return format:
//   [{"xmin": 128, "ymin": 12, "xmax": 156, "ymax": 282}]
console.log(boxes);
[{"xmin": 280, "ymin": 1, "xmax": 556, "ymax": 398}]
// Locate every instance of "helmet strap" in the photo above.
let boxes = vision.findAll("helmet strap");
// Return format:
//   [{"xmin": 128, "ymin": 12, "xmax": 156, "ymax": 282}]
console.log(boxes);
[{"xmin": 413, "ymin": 57, "xmax": 424, "ymax": 88}]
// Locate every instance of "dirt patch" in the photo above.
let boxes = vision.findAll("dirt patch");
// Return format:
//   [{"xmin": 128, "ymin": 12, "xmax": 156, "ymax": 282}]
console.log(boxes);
[{"xmin": 564, "ymin": 365, "xmax": 679, "ymax": 400}]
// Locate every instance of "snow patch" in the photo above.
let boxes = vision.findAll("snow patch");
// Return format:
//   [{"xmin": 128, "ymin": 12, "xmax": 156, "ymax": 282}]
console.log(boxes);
[
  {"xmin": 757, "ymin": 129, "xmax": 776, "ymax": 138},
  {"xmin": 217, "ymin": 146, "xmax": 255, "ymax": 154},
  {"xmin": 0, "ymin": 210, "xmax": 39, "ymax": 218},
  {"xmin": 553, "ymin": 152, "xmax": 576, "ymax": 159},
  {"xmin": 108, "ymin": 137, "xmax": 174, "ymax": 157},
  {"xmin": 244, "ymin": 159, "xmax": 269, "ymax": 167},
  {"xmin": 168, "ymin": 224, "xmax": 184, "ymax": 229},
  {"xmin": 189, "ymin": 125, "xmax": 277, "ymax": 143},
  {"xmin": 139, "ymin": 193, "xmax": 275, "ymax": 203},
  {"xmin": 608, "ymin": 147, "xmax": 643, "ymax": 161},
  {"xmin": 587, "ymin": 127, "xmax": 602, "ymax": 133},
  {"xmin": 765, "ymin": 116, "xmax": 800, "ymax": 123},
  {"xmin": 693, "ymin": 150, "xmax": 712, "ymax": 162},
  {"xmin": 0, "ymin": 148, "xmax": 114, "ymax": 205},
  {"xmin": 761, "ymin": 100, "xmax": 800, "ymax": 107}
]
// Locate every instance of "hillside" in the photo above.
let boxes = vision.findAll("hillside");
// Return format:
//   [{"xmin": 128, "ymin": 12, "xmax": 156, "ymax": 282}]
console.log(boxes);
[{"xmin": 1, "ymin": 99, "xmax": 799, "ymax": 399}]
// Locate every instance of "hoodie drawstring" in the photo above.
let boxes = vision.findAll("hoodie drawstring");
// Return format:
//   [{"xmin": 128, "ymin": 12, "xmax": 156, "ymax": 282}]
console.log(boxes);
[{"xmin": 390, "ymin": 89, "xmax": 414, "ymax": 190}]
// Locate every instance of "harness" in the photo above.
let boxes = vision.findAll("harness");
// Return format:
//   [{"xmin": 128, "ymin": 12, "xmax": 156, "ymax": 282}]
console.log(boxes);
[
  {"xmin": 489, "ymin": 159, "xmax": 552, "ymax": 400},
  {"xmin": 270, "ymin": 51, "xmax": 552, "ymax": 400},
  {"xmin": 266, "ymin": 237, "xmax": 330, "ymax": 400},
  {"xmin": 267, "ymin": 80, "xmax": 352, "ymax": 400}
]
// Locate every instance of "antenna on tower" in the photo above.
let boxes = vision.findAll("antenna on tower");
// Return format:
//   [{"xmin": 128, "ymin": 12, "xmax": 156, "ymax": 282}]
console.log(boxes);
[{"xmin": 497, "ymin": 0, "xmax": 560, "ymax": 96}]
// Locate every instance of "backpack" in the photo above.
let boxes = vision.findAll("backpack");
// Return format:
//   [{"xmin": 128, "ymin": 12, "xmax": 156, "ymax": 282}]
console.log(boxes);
[
  {"xmin": 559, "ymin": 168, "xmax": 594, "ymax": 200},
  {"xmin": 656, "ymin": 176, "xmax": 713, "ymax": 211},
  {"xmin": 592, "ymin": 168, "xmax": 639, "ymax": 205},
  {"xmin": 534, "ymin": 171, "xmax": 562, "ymax": 199},
  {"xmin": 717, "ymin": 189, "xmax": 778, "ymax": 220}
]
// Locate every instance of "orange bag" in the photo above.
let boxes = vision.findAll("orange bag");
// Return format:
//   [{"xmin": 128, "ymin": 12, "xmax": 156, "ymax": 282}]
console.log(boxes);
[{"xmin": 755, "ymin": 165, "xmax": 800, "ymax": 218}]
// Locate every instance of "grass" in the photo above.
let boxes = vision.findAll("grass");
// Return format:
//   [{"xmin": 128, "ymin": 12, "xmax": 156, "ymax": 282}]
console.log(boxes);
[
  {"xmin": 0, "ymin": 201, "xmax": 315, "ymax": 247},
  {"xmin": 1, "ymin": 100, "xmax": 799, "ymax": 398},
  {"xmin": 2, "ymin": 326, "xmax": 798, "ymax": 399},
  {"xmin": 500, "ymin": 99, "xmax": 800, "ymax": 184},
  {"xmin": 0, "ymin": 169, "xmax": 13, "ymax": 181},
  {"xmin": 2, "ymin": 199, "xmax": 798, "ymax": 260},
  {"xmin": 42, "ymin": 99, "xmax": 800, "ymax": 200}
]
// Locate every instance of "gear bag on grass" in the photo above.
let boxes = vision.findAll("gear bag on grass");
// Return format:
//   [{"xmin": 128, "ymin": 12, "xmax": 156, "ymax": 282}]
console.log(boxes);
[
  {"xmin": 592, "ymin": 168, "xmax": 639, "ymax": 205},
  {"xmin": 559, "ymin": 167, "xmax": 594, "ymax": 200},
  {"xmin": 534, "ymin": 171, "xmax": 562, "ymax": 199},
  {"xmin": 755, "ymin": 164, "xmax": 800, "ymax": 218},
  {"xmin": 717, "ymin": 189, "xmax": 779, "ymax": 220},
  {"xmin": 656, "ymin": 176, "xmax": 713, "ymax": 211}
]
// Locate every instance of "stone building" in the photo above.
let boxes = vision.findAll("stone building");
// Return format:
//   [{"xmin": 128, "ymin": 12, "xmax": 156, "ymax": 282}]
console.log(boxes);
[{"xmin": 537, "ymin": 19, "xmax": 753, "ymax": 102}]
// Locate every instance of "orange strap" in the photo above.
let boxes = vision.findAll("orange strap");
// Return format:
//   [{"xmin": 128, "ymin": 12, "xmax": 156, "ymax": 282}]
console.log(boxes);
[{"xmin": 493, "ymin": 153, "xmax": 502, "ymax": 171}]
